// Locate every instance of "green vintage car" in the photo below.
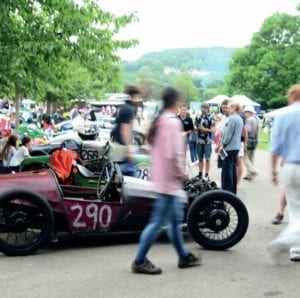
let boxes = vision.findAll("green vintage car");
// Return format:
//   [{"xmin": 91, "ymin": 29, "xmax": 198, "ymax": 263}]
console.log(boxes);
[
  {"xmin": 19, "ymin": 122, "xmax": 45, "ymax": 139},
  {"xmin": 21, "ymin": 150, "xmax": 151, "ymax": 181}
]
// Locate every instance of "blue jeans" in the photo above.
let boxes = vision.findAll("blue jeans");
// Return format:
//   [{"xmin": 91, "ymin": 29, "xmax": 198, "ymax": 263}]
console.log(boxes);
[
  {"xmin": 134, "ymin": 194, "xmax": 189, "ymax": 263},
  {"xmin": 118, "ymin": 161, "xmax": 137, "ymax": 177},
  {"xmin": 188, "ymin": 139, "xmax": 197, "ymax": 162}
]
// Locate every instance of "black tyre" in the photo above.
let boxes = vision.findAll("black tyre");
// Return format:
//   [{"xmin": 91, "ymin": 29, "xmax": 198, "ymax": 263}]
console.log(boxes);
[
  {"xmin": 187, "ymin": 190, "xmax": 249, "ymax": 250},
  {"xmin": 0, "ymin": 190, "xmax": 54, "ymax": 256},
  {"xmin": 21, "ymin": 162, "xmax": 48, "ymax": 172}
]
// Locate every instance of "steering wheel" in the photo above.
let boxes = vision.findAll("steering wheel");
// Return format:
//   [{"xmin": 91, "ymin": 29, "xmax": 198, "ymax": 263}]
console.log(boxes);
[
  {"xmin": 61, "ymin": 139, "xmax": 80, "ymax": 154},
  {"xmin": 96, "ymin": 160, "xmax": 115, "ymax": 199},
  {"xmin": 102, "ymin": 141, "xmax": 110, "ymax": 157}
]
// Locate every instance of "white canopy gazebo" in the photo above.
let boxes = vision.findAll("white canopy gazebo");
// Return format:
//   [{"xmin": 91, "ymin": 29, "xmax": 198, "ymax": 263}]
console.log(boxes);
[
  {"xmin": 206, "ymin": 95, "xmax": 230, "ymax": 106},
  {"xmin": 230, "ymin": 95, "xmax": 261, "ymax": 112},
  {"xmin": 206, "ymin": 94, "xmax": 261, "ymax": 113}
]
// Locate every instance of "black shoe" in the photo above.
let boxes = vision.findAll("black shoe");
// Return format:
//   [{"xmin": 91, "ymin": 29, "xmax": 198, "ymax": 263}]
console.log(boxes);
[
  {"xmin": 49, "ymin": 233, "xmax": 60, "ymax": 244},
  {"xmin": 243, "ymin": 175, "xmax": 252, "ymax": 181},
  {"xmin": 178, "ymin": 252, "xmax": 201, "ymax": 268},
  {"xmin": 132, "ymin": 259, "xmax": 162, "ymax": 275},
  {"xmin": 272, "ymin": 213, "xmax": 283, "ymax": 225}
]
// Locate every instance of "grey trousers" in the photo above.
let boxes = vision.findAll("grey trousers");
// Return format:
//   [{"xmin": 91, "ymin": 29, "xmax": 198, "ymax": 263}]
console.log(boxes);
[
  {"xmin": 243, "ymin": 149, "xmax": 256, "ymax": 176},
  {"xmin": 270, "ymin": 164, "xmax": 300, "ymax": 258}
]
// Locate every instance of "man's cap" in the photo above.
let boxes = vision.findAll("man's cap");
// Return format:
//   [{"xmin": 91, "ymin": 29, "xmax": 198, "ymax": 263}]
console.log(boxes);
[{"xmin": 243, "ymin": 105, "xmax": 256, "ymax": 113}]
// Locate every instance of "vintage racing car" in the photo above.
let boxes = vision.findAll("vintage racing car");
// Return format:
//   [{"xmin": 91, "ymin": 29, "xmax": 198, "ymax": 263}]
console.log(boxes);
[
  {"xmin": 25, "ymin": 140, "xmax": 151, "ymax": 180},
  {"xmin": 0, "ymin": 158, "xmax": 249, "ymax": 256}
]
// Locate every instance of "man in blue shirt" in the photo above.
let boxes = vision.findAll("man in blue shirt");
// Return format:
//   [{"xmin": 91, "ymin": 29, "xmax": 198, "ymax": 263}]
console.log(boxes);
[
  {"xmin": 269, "ymin": 84, "xmax": 300, "ymax": 263},
  {"xmin": 219, "ymin": 101, "xmax": 243, "ymax": 194}
]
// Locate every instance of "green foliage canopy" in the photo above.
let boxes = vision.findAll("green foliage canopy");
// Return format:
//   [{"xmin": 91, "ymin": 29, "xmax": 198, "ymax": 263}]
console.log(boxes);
[
  {"xmin": 225, "ymin": 10, "xmax": 300, "ymax": 108},
  {"xmin": 0, "ymin": 0, "xmax": 138, "ymax": 126}
]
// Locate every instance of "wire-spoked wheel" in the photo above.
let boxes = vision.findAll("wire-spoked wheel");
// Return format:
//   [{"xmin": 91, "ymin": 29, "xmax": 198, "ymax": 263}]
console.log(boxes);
[
  {"xmin": 0, "ymin": 190, "xmax": 53, "ymax": 256},
  {"xmin": 187, "ymin": 190, "xmax": 249, "ymax": 250}
]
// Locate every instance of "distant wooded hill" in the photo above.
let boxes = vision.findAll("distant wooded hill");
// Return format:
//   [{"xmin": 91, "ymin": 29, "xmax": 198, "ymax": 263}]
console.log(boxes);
[{"xmin": 121, "ymin": 47, "xmax": 237, "ymax": 85}]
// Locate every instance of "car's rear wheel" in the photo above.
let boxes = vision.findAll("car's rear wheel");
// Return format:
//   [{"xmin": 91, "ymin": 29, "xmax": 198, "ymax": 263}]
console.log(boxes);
[
  {"xmin": 0, "ymin": 190, "xmax": 54, "ymax": 256},
  {"xmin": 187, "ymin": 190, "xmax": 249, "ymax": 250}
]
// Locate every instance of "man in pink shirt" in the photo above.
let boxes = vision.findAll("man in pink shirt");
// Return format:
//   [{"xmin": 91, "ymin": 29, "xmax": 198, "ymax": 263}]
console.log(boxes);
[{"xmin": 131, "ymin": 87, "xmax": 200, "ymax": 275}]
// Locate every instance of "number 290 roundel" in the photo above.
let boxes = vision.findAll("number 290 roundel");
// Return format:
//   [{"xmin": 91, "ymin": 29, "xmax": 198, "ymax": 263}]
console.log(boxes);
[{"xmin": 64, "ymin": 200, "xmax": 121, "ymax": 232}]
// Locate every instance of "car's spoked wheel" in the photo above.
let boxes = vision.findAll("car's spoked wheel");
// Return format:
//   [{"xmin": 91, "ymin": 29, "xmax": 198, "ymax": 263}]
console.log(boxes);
[
  {"xmin": 96, "ymin": 160, "xmax": 115, "ymax": 199},
  {"xmin": 187, "ymin": 190, "xmax": 249, "ymax": 250},
  {"xmin": 0, "ymin": 190, "xmax": 53, "ymax": 256}
]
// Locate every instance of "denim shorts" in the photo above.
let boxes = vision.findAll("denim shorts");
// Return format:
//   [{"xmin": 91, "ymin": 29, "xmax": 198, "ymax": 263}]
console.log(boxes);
[{"xmin": 197, "ymin": 143, "xmax": 212, "ymax": 160}]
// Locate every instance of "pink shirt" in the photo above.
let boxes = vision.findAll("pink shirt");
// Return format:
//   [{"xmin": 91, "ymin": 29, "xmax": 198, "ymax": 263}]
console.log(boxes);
[{"xmin": 151, "ymin": 113, "xmax": 185, "ymax": 195}]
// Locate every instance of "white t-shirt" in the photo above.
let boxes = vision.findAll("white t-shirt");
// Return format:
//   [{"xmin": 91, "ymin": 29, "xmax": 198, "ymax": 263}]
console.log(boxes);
[
  {"xmin": 9, "ymin": 146, "xmax": 30, "ymax": 167},
  {"xmin": 3, "ymin": 146, "xmax": 17, "ymax": 167},
  {"xmin": 217, "ymin": 115, "xmax": 229, "ymax": 133}
]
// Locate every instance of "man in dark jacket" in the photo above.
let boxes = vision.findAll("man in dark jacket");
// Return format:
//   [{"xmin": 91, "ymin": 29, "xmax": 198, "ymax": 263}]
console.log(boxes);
[{"xmin": 111, "ymin": 85, "xmax": 141, "ymax": 174}]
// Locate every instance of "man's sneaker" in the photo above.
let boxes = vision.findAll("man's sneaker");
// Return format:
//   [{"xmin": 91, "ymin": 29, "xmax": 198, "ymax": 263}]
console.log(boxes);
[
  {"xmin": 272, "ymin": 213, "xmax": 283, "ymax": 225},
  {"xmin": 243, "ymin": 175, "xmax": 252, "ymax": 181},
  {"xmin": 178, "ymin": 252, "xmax": 201, "ymax": 268},
  {"xmin": 131, "ymin": 259, "xmax": 162, "ymax": 275}
]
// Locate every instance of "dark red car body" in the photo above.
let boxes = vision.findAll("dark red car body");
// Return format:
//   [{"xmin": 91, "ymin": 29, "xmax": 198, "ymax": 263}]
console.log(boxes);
[
  {"xmin": 0, "ymin": 166, "xmax": 249, "ymax": 256},
  {"xmin": 0, "ymin": 170, "xmax": 155, "ymax": 234}
]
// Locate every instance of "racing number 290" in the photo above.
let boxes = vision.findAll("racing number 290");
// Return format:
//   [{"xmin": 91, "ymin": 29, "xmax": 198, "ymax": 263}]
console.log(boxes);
[{"xmin": 71, "ymin": 203, "xmax": 112, "ymax": 230}]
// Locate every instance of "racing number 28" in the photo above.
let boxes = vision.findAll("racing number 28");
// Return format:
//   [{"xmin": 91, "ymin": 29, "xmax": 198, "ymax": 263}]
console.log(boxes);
[
  {"xmin": 71, "ymin": 203, "xmax": 112, "ymax": 230},
  {"xmin": 136, "ymin": 168, "xmax": 151, "ymax": 180}
]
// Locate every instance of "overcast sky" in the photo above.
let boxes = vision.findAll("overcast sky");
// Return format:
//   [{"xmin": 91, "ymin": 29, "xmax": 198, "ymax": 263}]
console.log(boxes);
[{"xmin": 99, "ymin": 0, "xmax": 299, "ymax": 60}]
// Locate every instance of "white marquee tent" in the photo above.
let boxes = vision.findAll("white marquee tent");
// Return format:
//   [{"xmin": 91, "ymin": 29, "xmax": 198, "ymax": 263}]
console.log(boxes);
[
  {"xmin": 206, "ymin": 95, "xmax": 230, "ymax": 105},
  {"xmin": 207, "ymin": 94, "xmax": 261, "ymax": 112},
  {"xmin": 231, "ymin": 95, "xmax": 261, "ymax": 110}
]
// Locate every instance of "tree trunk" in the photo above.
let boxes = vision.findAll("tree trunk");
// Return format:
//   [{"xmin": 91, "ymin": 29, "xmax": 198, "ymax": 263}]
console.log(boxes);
[
  {"xmin": 14, "ymin": 85, "xmax": 21, "ymax": 135},
  {"xmin": 46, "ymin": 101, "xmax": 51, "ymax": 116}
]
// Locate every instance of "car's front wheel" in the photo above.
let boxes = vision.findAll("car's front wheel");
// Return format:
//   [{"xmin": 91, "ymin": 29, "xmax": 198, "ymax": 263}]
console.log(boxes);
[
  {"xmin": 187, "ymin": 190, "xmax": 249, "ymax": 250},
  {"xmin": 0, "ymin": 190, "xmax": 54, "ymax": 256}
]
